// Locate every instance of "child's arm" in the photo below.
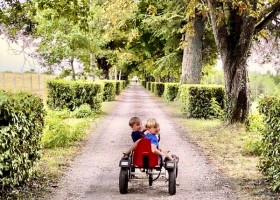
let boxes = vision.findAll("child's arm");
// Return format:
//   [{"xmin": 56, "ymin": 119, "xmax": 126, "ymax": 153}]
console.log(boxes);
[
  {"xmin": 123, "ymin": 139, "xmax": 141, "ymax": 155},
  {"xmin": 151, "ymin": 144, "xmax": 173, "ymax": 160}
]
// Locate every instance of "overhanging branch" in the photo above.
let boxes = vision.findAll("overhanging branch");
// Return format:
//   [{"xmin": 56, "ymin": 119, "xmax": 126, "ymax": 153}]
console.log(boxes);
[{"xmin": 254, "ymin": 9, "xmax": 280, "ymax": 34}]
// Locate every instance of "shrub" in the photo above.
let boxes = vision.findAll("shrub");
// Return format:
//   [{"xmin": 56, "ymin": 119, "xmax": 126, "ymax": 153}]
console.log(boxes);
[
  {"xmin": 258, "ymin": 96, "xmax": 280, "ymax": 191},
  {"xmin": 72, "ymin": 104, "xmax": 92, "ymax": 118},
  {"xmin": 0, "ymin": 91, "xmax": 45, "ymax": 188},
  {"xmin": 47, "ymin": 80, "xmax": 104, "ymax": 112},
  {"xmin": 98, "ymin": 80, "xmax": 116, "ymax": 101},
  {"xmin": 164, "ymin": 83, "xmax": 180, "ymax": 101},
  {"xmin": 116, "ymin": 81, "xmax": 123, "ymax": 95},
  {"xmin": 154, "ymin": 82, "xmax": 165, "ymax": 97},
  {"xmin": 151, "ymin": 82, "xmax": 155, "ymax": 92},
  {"xmin": 140, "ymin": 80, "xmax": 146, "ymax": 88},
  {"xmin": 42, "ymin": 114, "xmax": 90, "ymax": 148},
  {"xmin": 146, "ymin": 82, "xmax": 151, "ymax": 91},
  {"xmin": 179, "ymin": 84, "xmax": 225, "ymax": 119}
]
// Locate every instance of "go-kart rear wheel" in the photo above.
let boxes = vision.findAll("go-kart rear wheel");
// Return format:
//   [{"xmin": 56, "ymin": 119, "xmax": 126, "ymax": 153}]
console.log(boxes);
[
  {"xmin": 149, "ymin": 174, "xmax": 153, "ymax": 186},
  {"xmin": 168, "ymin": 169, "xmax": 176, "ymax": 195},
  {"xmin": 119, "ymin": 168, "xmax": 128, "ymax": 194}
]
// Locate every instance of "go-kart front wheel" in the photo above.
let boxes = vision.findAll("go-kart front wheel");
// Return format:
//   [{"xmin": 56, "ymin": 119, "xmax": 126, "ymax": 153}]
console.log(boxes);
[
  {"xmin": 119, "ymin": 168, "xmax": 128, "ymax": 194},
  {"xmin": 168, "ymin": 169, "xmax": 176, "ymax": 195}
]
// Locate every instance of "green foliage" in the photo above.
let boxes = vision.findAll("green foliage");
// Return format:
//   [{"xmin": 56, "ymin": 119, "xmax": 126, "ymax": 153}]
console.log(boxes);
[
  {"xmin": 164, "ymin": 83, "xmax": 180, "ymax": 101},
  {"xmin": 258, "ymin": 96, "xmax": 280, "ymax": 191},
  {"xmin": 0, "ymin": 91, "xmax": 45, "ymax": 188},
  {"xmin": 47, "ymin": 79, "xmax": 104, "ymax": 112},
  {"xmin": 72, "ymin": 104, "xmax": 92, "ymax": 118},
  {"xmin": 42, "ymin": 111, "xmax": 90, "ymax": 148},
  {"xmin": 179, "ymin": 84, "xmax": 224, "ymax": 119},
  {"xmin": 153, "ymin": 82, "xmax": 165, "ymax": 97},
  {"xmin": 140, "ymin": 80, "xmax": 146, "ymax": 88},
  {"xmin": 98, "ymin": 80, "xmax": 116, "ymax": 101},
  {"xmin": 151, "ymin": 82, "xmax": 155, "ymax": 92},
  {"xmin": 146, "ymin": 82, "xmax": 151, "ymax": 91},
  {"xmin": 115, "ymin": 80, "xmax": 125, "ymax": 95},
  {"xmin": 249, "ymin": 72, "xmax": 280, "ymax": 102}
]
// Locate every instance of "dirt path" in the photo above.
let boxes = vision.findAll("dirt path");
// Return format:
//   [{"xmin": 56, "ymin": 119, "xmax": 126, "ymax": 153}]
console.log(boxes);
[{"xmin": 49, "ymin": 83, "xmax": 237, "ymax": 200}]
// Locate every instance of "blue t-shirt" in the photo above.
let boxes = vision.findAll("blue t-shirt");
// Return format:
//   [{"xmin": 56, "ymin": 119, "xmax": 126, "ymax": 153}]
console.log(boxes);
[
  {"xmin": 131, "ymin": 131, "xmax": 144, "ymax": 143},
  {"xmin": 145, "ymin": 133, "xmax": 159, "ymax": 148}
]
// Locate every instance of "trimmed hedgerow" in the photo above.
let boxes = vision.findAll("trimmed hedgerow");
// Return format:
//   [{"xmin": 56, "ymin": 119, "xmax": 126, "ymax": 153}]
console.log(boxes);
[
  {"xmin": 140, "ymin": 80, "xmax": 146, "ymax": 88},
  {"xmin": 146, "ymin": 82, "xmax": 151, "ymax": 91},
  {"xmin": 116, "ymin": 81, "xmax": 124, "ymax": 95},
  {"xmin": 154, "ymin": 82, "xmax": 165, "ymax": 97},
  {"xmin": 179, "ymin": 84, "xmax": 225, "ymax": 119},
  {"xmin": 98, "ymin": 80, "xmax": 116, "ymax": 101},
  {"xmin": 151, "ymin": 82, "xmax": 155, "ymax": 93},
  {"xmin": 47, "ymin": 79, "xmax": 104, "ymax": 112},
  {"xmin": 164, "ymin": 83, "xmax": 180, "ymax": 101},
  {"xmin": 0, "ymin": 91, "xmax": 45, "ymax": 188},
  {"xmin": 258, "ymin": 96, "xmax": 280, "ymax": 191}
]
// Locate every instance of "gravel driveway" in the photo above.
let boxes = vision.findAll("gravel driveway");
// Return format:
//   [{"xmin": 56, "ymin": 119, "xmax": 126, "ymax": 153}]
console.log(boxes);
[{"xmin": 49, "ymin": 83, "xmax": 237, "ymax": 200}]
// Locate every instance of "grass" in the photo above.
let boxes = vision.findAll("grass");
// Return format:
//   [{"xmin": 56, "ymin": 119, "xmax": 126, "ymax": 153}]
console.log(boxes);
[
  {"xmin": 162, "ymin": 100, "xmax": 279, "ymax": 200},
  {"xmin": 0, "ymin": 72, "xmax": 54, "ymax": 99}
]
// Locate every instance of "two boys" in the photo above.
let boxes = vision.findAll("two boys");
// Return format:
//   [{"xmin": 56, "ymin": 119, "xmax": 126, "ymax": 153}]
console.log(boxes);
[{"xmin": 124, "ymin": 117, "xmax": 174, "ymax": 161}]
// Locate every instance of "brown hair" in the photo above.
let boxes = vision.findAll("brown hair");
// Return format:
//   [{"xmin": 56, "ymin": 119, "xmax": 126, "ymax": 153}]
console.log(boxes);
[
  {"xmin": 145, "ymin": 118, "xmax": 159, "ymax": 129},
  {"xmin": 129, "ymin": 117, "xmax": 141, "ymax": 127}
]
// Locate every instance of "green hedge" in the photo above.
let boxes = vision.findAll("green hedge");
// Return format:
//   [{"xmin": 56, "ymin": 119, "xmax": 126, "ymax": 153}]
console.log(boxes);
[
  {"xmin": 97, "ymin": 80, "xmax": 116, "ymax": 101},
  {"xmin": 154, "ymin": 82, "xmax": 165, "ymax": 97},
  {"xmin": 146, "ymin": 82, "xmax": 151, "ymax": 91},
  {"xmin": 47, "ymin": 79, "xmax": 104, "ymax": 111},
  {"xmin": 179, "ymin": 84, "xmax": 225, "ymax": 119},
  {"xmin": 140, "ymin": 80, "xmax": 146, "ymax": 88},
  {"xmin": 116, "ymin": 81, "xmax": 123, "ymax": 95},
  {"xmin": 259, "ymin": 96, "xmax": 280, "ymax": 191},
  {"xmin": 164, "ymin": 83, "xmax": 180, "ymax": 101},
  {"xmin": 0, "ymin": 91, "xmax": 45, "ymax": 188},
  {"xmin": 151, "ymin": 82, "xmax": 155, "ymax": 93}
]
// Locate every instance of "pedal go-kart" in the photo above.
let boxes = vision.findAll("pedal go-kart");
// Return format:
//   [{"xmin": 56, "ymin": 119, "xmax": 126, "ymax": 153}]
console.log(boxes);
[{"xmin": 119, "ymin": 138, "xmax": 178, "ymax": 195}]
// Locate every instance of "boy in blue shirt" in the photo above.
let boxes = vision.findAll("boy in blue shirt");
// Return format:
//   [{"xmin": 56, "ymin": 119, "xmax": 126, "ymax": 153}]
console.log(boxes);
[{"xmin": 145, "ymin": 118, "xmax": 173, "ymax": 160}]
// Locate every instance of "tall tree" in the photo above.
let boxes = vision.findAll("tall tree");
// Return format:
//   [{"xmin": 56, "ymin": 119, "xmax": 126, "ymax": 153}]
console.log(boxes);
[{"xmin": 207, "ymin": 0, "xmax": 280, "ymax": 123}]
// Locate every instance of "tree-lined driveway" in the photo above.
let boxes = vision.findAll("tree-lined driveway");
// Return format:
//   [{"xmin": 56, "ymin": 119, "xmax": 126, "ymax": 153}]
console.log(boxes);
[{"xmin": 49, "ymin": 83, "xmax": 237, "ymax": 200}]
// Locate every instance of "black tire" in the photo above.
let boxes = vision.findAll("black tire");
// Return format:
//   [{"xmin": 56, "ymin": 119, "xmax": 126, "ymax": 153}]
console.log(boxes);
[
  {"xmin": 168, "ymin": 169, "xmax": 176, "ymax": 195},
  {"xmin": 149, "ymin": 174, "xmax": 153, "ymax": 186},
  {"xmin": 119, "ymin": 168, "xmax": 128, "ymax": 194}
]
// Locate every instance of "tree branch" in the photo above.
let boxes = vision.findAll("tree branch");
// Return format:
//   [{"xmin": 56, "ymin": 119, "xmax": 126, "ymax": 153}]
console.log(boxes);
[{"xmin": 254, "ymin": 7, "xmax": 280, "ymax": 34}]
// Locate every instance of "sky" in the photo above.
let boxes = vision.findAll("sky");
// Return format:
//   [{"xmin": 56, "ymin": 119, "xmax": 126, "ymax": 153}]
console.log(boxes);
[{"xmin": 0, "ymin": 36, "xmax": 42, "ymax": 73}]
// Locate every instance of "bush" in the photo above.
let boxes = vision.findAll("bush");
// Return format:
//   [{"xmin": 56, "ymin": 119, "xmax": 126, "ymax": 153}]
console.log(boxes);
[
  {"xmin": 42, "ymin": 114, "xmax": 89, "ymax": 148},
  {"xmin": 151, "ymin": 82, "xmax": 155, "ymax": 93},
  {"xmin": 179, "ymin": 84, "xmax": 225, "ymax": 119},
  {"xmin": 154, "ymin": 82, "xmax": 165, "ymax": 97},
  {"xmin": 140, "ymin": 80, "xmax": 146, "ymax": 88},
  {"xmin": 146, "ymin": 82, "xmax": 151, "ymax": 91},
  {"xmin": 0, "ymin": 91, "xmax": 45, "ymax": 188},
  {"xmin": 47, "ymin": 79, "xmax": 104, "ymax": 112},
  {"xmin": 116, "ymin": 81, "xmax": 123, "ymax": 95},
  {"xmin": 164, "ymin": 83, "xmax": 180, "ymax": 101},
  {"xmin": 258, "ymin": 96, "xmax": 280, "ymax": 191},
  {"xmin": 72, "ymin": 104, "xmax": 92, "ymax": 118},
  {"xmin": 98, "ymin": 80, "xmax": 116, "ymax": 101}
]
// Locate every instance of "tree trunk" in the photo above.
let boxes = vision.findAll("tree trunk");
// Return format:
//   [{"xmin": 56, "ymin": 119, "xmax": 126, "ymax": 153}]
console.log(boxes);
[
  {"xmin": 90, "ymin": 52, "xmax": 95, "ymax": 80},
  {"xmin": 70, "ymin": 58, "xmax": 76, "ymax": 81},
  {"xmin": 181, "ymin": 14, "xmax": 204, "ymax": 84},
  {"xmin": 118, "ymin": 70, "xmax": 122, "ymax": 80}
]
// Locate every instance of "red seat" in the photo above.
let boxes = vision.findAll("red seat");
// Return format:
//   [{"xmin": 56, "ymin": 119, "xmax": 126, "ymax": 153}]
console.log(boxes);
[{"xmin": 132, "ymin": 138, "xmax": 159, "ymax": 168}]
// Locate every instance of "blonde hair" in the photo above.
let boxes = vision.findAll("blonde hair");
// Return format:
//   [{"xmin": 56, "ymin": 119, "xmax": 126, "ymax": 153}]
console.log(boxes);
[
  {"xmin": 145, "ymin": 118, "xmax": 159, "ymax": 129},
  {"xmin": 129, "ymin": 117, "xmax": 141, "ymax": 127}
]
